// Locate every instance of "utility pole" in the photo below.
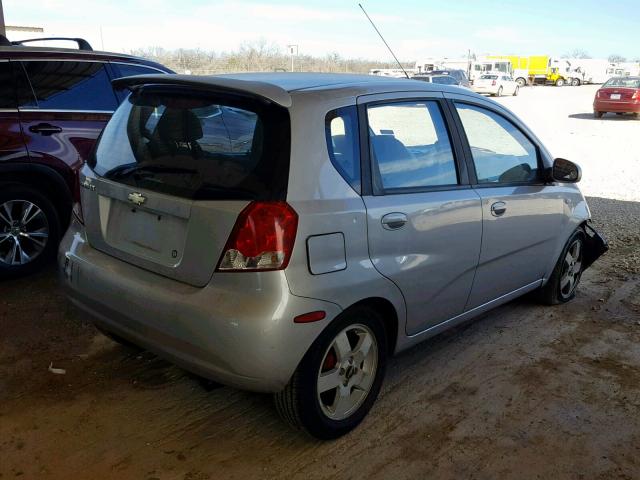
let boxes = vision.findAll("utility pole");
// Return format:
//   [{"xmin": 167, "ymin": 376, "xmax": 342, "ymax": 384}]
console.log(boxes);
[
  {"xmin": 287, "ymin": 44, "xmax": 298, "ymax": 72},
  {"xmin": 0, "ymin": 0, "xmax": 6, "ymax": 37}
]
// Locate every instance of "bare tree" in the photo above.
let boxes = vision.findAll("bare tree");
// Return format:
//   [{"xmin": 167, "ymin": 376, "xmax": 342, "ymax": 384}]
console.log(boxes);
[
  {"xmin": 608, "ymin": 54, "xmax": 627, "ymax": 63},
  {"xmin": 562, "ymin": 49, "xmax": 591, "ymax": 59},
  {"xmin": 130, "ymin": 42, "xmax": 413, "ymax": 75}
]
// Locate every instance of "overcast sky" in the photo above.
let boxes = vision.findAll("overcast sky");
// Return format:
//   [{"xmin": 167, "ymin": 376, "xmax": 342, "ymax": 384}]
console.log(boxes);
[{"xmin": 5, "ymin": 0, "xmax": 640, "ymax": 61}]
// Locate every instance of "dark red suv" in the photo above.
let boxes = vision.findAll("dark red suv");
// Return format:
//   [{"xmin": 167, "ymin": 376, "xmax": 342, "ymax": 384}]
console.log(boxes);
[{"xmin": 0, "ymin": 36, "xmax": 173, "ymax": 277}]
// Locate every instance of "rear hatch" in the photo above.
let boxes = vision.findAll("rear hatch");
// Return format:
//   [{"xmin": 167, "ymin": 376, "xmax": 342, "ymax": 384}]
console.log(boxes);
[{"xmin": 82, "ymin": 83, "xmax": 291, "ymax": 287}]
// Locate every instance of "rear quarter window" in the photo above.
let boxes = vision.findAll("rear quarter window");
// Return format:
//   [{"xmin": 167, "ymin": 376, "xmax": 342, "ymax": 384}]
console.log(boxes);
[
  {"xmin": 90, "ymin": 87, "xmax": 291, "ymax": 200},
  {"xmin": 325, "ymin": 106, "xmax": 361, "ymax": 193}
]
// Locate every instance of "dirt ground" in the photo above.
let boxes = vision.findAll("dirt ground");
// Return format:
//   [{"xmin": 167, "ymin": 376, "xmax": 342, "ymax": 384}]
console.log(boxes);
[{"xmin": 2, "ymin": 87, "xmax": 640, "ymax": 480}]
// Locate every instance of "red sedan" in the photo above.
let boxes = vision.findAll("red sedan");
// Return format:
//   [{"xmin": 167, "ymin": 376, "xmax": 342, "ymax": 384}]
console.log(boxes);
[{"xmin": 594, "ymin": 76, "xmax": 640, "ymax": 118}]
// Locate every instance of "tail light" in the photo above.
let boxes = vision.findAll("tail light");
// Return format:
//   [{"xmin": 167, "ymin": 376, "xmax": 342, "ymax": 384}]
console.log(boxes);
[
  {"xmin": 72, "ymin": 173, "xmax": 84, "ymax": 224},
  {"xmin": 217, "ymin": 201, "xmax": 298, "ymax": 272},
  {"xmin": 492, "ymin": 80, "xmax": 496, "ymax": 86},
  {"xmin": 633, "ymin": 90, "xmax": 640, "ymax": 100}
]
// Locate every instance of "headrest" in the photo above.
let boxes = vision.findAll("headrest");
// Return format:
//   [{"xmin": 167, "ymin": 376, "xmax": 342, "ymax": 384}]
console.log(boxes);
[{"xmin": 157, "ymin": 109, "xmax": 203, "ymax": 143}]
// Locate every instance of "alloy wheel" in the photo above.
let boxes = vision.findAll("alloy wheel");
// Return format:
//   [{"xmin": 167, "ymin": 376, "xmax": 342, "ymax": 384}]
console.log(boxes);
[
  {"xmin": 559, "ymin": 239, "xmax": 583, "ymax": 299},
  {"xmin": 0, "ymin": 200, "xmax": 50, "ymax": 266},
  {"xmin": 317, "ymin": 324, "xmax": 378, "ymax": 421}
]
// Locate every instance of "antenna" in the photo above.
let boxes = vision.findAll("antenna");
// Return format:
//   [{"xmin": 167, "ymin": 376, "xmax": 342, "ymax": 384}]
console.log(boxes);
[{"xmin": 358, "ymin": 3, "xmax": 410, "ymax": 79}]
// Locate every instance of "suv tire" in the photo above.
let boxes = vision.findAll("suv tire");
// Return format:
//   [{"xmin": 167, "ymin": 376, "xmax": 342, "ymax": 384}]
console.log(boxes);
[
  {"xmin": 274, "ymin": 305, "xmax": 388, "ymax": 439},
  {"xmin": 0, "ymin": 185, "xmax": 61, "ymax": 279}
]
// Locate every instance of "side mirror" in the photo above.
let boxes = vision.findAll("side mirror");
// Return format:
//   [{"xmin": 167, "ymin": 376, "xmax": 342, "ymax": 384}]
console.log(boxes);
[{"xmin": 550, "ymin": 158, "xmax": 581, "ymax": 183}]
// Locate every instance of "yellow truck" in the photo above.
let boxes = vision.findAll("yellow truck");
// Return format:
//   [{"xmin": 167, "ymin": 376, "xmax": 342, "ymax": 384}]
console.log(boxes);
[{"xmin": 487, "ymin": 55, "xmax": 579, "ymax": 86}]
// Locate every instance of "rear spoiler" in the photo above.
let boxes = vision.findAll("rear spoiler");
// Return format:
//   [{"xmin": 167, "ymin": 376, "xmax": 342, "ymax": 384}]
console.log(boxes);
[{"xmin": 112, "ymin": 74, "xmax": 293, "ymax": 108}]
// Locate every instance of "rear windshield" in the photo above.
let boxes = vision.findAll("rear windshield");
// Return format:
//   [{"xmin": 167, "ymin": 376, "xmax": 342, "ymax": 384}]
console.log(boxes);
[
  {"xmin": 89, "ymin": 87, "xmax": 291, "ymax": 200},
  {"xmin": 603, "ymin": 77, "xmax": 640, "ymax": 88},
  {"xmin": 480, "ymin": 75, "xmax": 498, "ymax": 80}
]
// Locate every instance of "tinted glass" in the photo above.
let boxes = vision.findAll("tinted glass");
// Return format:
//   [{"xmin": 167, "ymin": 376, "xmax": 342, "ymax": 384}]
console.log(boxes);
[
  {"xmin": 90, "ymin": 88, "xmax": 290, "ymax": 200},
  {"xmin": 432, "ymin": 76, "xmax": 457, "ymax": 85},
  {"xmin": 19, "ymin": 61, "xmax": 118, "ymax": 111},
  {"xmin": 0, "ymin": 63, "xmax": 17, "ymax": 108},
  {"xmin": 603, "ymin": 77, "xmax": 640, "ymax": 88},
  {"xmin": 367, "ymin": 101, "xmax": 458, "ymax": 190},
  {"xmin": 455, "ymin": 103, "xmax": 539, "ymax": 184},
  {"xmin": 326, "ymin": 106, "xmax": 361, "ymax": 192},
  {"xmin": 112, "ymin": 63, "xmax": 164, "ymax": 78}
]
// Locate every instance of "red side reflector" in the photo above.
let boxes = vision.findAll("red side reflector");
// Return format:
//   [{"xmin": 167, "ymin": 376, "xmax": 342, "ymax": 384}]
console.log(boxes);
[{"xmin": 294, "ymin": 311, "xmax": 326, "ymax": 323}]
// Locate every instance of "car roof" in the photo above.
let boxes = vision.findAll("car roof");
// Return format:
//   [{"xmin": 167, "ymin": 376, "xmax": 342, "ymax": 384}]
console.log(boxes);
[{"xmin": 113, "ymin": 72, "xmax": 477, "ymax": 108}]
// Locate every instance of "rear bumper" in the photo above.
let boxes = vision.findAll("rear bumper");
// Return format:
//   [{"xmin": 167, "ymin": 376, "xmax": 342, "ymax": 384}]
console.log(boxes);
[
  {"xmin": 593, "ymin": 100, "xmax": 640, "ymax": 113},
  {"xmin": 472, "ymin": 86, "xmax": 498, "ymax": 95},
  {"xmin": 58, "ymin": 219, "xmax": 341, "ymax": 393}
]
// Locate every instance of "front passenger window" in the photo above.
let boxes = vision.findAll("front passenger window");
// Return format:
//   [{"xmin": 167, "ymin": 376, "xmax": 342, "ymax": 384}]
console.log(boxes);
[{"xmin": 455, "ymin": 103, "xmax": 539, "ymax": 184}]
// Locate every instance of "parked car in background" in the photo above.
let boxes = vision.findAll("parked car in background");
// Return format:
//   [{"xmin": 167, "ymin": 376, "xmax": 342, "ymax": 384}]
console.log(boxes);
[
  {"xmin": 472, "ymin": 74, "xmax": 519, "ymax": 96},
  {"xmin": 593, "ymin": 76, "xmax": 640, "ymax": 118},
  {"xmin": 59, "ymin": 73, "xmax": 606, "ymax": 440},
  {"xmin": 411, "ymin": 74, "xmax": 460, "ymax": 86},
  {"xmin": 0, "ymin": 35, "xmax": 172, "ymax": 278},
  {"xmin": 430, "ymin": 69, "xmax": 471, "ymax": 88}
]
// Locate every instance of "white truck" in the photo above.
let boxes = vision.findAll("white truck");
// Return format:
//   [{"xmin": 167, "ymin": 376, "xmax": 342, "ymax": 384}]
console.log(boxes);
[{"xmin": 569, "ymin": 59, "xmax": 615, "ymax": 84}]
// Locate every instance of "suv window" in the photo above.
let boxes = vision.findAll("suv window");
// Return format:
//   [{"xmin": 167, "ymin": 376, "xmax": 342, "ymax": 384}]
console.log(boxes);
[
  {"xmin": 18, "ymin": 61, "xmax": 118, "ymax": 111},
  {"xmin": 89, "ymin": 88, "xmax": 291, "ymax": 200},
  {"xmin": 111, "ymin": 63, "xmax": 168, "ymax": 101},
  {"xmin": 0, "ymin": 63, "xmax": 16, "ymax": 108},
  {"xmin": 367, "ymin": 101, "xmax": 458, "ymax": 190},
  {"xmin": 455, "ymin": 103, "xmax": 539, "ymax": 184},
  {"xmin": 326, "ymin": 106, "xmax": 361, "ymax": 192}
]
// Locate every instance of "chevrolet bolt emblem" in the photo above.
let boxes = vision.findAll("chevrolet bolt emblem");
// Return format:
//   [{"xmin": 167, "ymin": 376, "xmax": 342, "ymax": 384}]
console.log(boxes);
[
  {"xmin": 81, "ymin": 178, "xmax": 96, "ymax": 191},
  {"xmin": 128, "ymin": 192, "xmax": 146, "ymax": 206}
]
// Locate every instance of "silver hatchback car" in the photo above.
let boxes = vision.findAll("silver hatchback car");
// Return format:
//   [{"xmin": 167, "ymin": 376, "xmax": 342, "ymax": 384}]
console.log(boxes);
[{"xmin": 59, "ymin": 73, "xmax": 606, "ymax": 439}]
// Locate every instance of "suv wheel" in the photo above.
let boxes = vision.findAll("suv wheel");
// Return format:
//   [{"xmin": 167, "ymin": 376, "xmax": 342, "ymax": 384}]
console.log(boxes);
[
  {"xmin": 0, "ymin": 185, "xmax": 60, "ymax": 278},
  {"xmin": 274, "ymin": 305, "xmax": 388, "ymax": 439},
  {"xmin": 539, "ymin": 228, "xmax": 585, "ymax": 305}
]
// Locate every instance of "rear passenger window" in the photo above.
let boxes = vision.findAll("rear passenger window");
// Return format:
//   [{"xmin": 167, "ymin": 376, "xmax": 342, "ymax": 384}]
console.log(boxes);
[
  {"xmin": 367, "ymin": 101, "xmax": 458, "ymax": 191},
  {"xmin": 112, "ymin": 63, "xmax": 167, "ymax": 102},
  {"xmin": 18, "ymin": 61, "xmax": 118, "ymax": 111},
  {"xmin": 326, "ymin": 106, "xmax": 361, "ymax": 192},
  {"xmin": 455, "ymin": 103, "xmax": 539, "ymax": 184}
]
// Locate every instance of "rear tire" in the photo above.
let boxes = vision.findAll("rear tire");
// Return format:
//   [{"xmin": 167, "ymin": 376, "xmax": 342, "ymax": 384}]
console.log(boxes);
[
  {"xmin": 594, "ymin": 111, "xmax": 603, "ymax": 118},
  {"xmin": 274, "ymin": 305, "xmax": 388, "ymax": 440},
  {"xmin": 0, "ymin": 184, "xmax": 61, "ymax": 279},
  {"xmin": 516, "ymin": 78, "xmax": 526, "ymax": 88},
  {"xmin": 513, "ymin": 86, "xmax": 519, "ymax": 96},
  {"xmin": 538, "ymin": 229, "xmax": 586, "ymax": 305},
  {"xmin": 496, "ymin": 86, "xmax": 503, "ymax": 97},
  {"xmin": 571, "ymin": 78, "xmax": 581, "ymax": 86},
  {"xmin": 556, "ymin": 78, "xmax": 565, "ymax": 87}
]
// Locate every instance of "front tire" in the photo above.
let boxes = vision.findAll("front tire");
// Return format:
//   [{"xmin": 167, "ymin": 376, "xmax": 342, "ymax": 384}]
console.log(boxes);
[
  {"xmin": 539, "ymin": 229, "xmax": 585, "ymax": 305},
  {"xmin": 0, "ymin": 185, "xmax": 61, "ymax": 279},
  {"xmin": 556, "ymin": 78, "xmax": 565, "ymax": 87},
  {"xmin": 571, "ymin": 78, "xmax": 581, "ymax": 86},
  {"xmin": 274, "ymin": 305, "xmax": 388, "ymax": 440}
]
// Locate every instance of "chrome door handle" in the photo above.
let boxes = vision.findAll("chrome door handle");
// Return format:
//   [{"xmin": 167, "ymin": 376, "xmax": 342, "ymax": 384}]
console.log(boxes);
[
  {"xmin": 381, "ymin": 212, "xmax": 408, "ymax": 230},
  {"xmin": 29, "ymin": 123, "xmax": 62, "ymax": 136},
  {"xmin": 491, "ymin": 201, "xmax": 507, "ymax": 217}
]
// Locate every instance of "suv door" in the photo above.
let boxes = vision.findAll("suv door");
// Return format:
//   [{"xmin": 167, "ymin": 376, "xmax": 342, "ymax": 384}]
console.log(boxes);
[
  {"xmin": 452, "ymin": 100, "xmax": 564, "ymax": 308},
  {"xmin": 16, "ymin": 60, "xmax": 119, "ymax": 184},
  {"xmin": 359, "ymin": 93, "xmax": 482, "ymax": 335}
]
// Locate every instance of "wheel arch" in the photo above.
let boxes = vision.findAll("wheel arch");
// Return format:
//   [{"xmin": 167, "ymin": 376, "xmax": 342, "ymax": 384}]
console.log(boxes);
[
  {"xmin": 0, "ymin": 163, "xmax": 74, "ymax": 229},
  {"xmin": 339, "ymin": 297, "xmax": 399, "ymax": 356}
]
